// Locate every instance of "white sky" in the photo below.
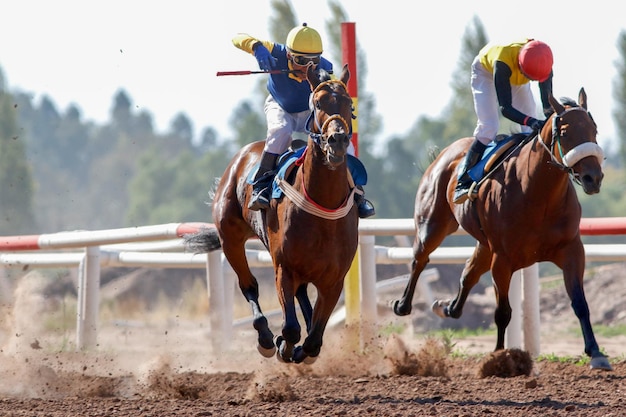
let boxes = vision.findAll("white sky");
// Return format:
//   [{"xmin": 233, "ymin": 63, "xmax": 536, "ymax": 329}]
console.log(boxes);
[{"xmin": 1, "ymin": 1, "xmax": 623, "ymax": 151}]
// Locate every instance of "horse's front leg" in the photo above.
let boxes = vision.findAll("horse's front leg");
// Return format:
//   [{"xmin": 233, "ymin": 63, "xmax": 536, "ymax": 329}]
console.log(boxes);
[
  {"xmin": 296, "ymin": 284, "xmax": 313, "ymax": 333},
  {"xmin": 275, "ymin": 269, "xmax": 301, "ymax": 362},
  {"xmin": 295, "ymin": 280, "xmax": 344, "ymax": 364},
  {"xmin": 433, "ymin": 242, "xmax": 491, "ymax": 320},
  {"xmin": 558, "ymin": 241, "xmax": 612, "ymax": 370}
]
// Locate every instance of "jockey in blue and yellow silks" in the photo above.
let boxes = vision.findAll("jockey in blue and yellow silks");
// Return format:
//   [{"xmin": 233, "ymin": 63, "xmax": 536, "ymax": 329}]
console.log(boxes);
[
  {"xmin": 232, "ymin": 23, "xmax": 375, "ymax": 218},
  {"xmin": 453, "ymin": 38, "xmax": 554, "ymax": 204}
]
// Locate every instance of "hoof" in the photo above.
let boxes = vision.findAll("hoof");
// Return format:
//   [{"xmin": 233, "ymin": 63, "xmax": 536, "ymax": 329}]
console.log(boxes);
[
  {"xmin": 432, "ymin": 299, "xmax": 450, "ymax": 318},
  {"xmin": 293, "ymin": 346, "xmax": 318, "ymax": 364},
  {"xmin": 392, "ymin": 299, "xmax": 411, "ymax": 316},
  {"xmin": 590, "ymin": 356, "xmax": 613, "ymax": 371},
  {"xmin": 274, "ymin": 335, "xmax": 292, "ymax": 363},
  {"xmin": 257, "ymin": 343, "xmax": 276, "ymax": 358}
]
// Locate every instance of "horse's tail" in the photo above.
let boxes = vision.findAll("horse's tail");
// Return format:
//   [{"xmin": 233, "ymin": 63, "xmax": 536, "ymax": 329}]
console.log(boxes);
[{"xmin": 183, "ymin": 227, "xmax": 222, "ymax": 253}]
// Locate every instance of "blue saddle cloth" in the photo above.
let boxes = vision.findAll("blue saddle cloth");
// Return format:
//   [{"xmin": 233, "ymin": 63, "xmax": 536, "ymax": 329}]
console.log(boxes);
[
  {"xmin": 468, "ymin": 135, "xmax": 517, "ymax": 182},
  {"xmin": 246, "ymin": 146, "xmax": 368, "ymax": 200}
]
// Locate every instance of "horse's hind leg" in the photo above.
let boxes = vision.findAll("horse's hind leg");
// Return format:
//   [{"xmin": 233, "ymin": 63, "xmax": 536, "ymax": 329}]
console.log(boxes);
[
  {"xmin": 485, "ymin": 255, "xmax": 513, "ymax": 351},
  {"xmin": 220, "ymin": 235, "xmax": 275, "ymax": 357},
  {"xmin": 394, "ymin": 218, "xmax": 458, "ymax": 316},
  {"xmin": 433, "ymin": 242, "xmax": 491, "ymax": 322}
]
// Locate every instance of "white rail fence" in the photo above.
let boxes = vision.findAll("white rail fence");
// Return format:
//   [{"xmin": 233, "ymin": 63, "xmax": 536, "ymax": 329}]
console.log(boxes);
[{"xmin": 1, "ymin": 218, "xmax": 625, "ymax": 356}]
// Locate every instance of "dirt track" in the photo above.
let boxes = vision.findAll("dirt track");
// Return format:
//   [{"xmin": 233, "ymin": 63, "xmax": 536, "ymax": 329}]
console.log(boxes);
[
  {"xmin": 1, "ymin": 263, "xmax": 626, "ymax": 416},
  {"xmin": 0, "ymin": 333, "xmax": 624, "ymax": 417}
]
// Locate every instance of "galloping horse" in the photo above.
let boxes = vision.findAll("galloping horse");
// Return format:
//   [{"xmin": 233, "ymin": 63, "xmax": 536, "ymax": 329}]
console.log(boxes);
[
  {"xmin": 185, "ymin": 64, "xmax": 359, "ymax": 363},
  {"xmin": 393, "ymin": 88, "xmax": 611, "ymax": 370}
]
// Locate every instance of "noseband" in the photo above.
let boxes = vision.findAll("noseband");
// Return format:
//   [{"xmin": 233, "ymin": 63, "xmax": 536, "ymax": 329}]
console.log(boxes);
[
  {"xmin": 305, "ymin": 80, "xmax": 354, "ymax": 148},
  {"xmin": 536, "ymin": 107, "xmax": 604, "ymax": 184}
]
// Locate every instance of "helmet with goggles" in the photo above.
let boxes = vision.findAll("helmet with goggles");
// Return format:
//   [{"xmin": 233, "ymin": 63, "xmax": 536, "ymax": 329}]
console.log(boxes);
[
  {"xmin": 518, "ymin": 40, "xmax": 553, "ymax": 82},
  {"xmin": 286, "ymin": 23, "xmax": 323, "ymax": 55}
]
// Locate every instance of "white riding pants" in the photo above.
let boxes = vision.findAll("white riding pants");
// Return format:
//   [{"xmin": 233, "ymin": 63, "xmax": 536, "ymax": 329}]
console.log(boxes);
[{"xmin": 471, "ymin": 56, "xmax": 537, "ymax": 145}]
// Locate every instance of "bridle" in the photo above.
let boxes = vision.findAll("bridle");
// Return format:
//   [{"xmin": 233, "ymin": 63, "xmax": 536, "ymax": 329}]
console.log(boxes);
[
  {"xmin": 276, "ymin": 78, "xmax": 357, "ymax": 220},
  {"xmin": 305, "ymin": 79, "xmax": 354, "ymax": 150},
  {"xmin": 536, "ymin": 107, "xmax": 604, "ymax": 185}
]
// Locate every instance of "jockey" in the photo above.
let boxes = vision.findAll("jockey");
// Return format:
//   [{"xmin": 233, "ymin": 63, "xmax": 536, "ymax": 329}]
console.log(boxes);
[
  {"xmin": 453, "ymin": 39, "xmax": 554, "ymax": 204},
  {"xmin": 232, "ymin": 23, "xmax": 375, "ymax": 218}
]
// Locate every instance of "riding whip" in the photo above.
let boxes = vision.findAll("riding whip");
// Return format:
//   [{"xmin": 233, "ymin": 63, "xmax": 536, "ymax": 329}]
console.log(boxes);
[{"xmin": 216, "ymin": 69, "xmax": 333, "ymax": 76}]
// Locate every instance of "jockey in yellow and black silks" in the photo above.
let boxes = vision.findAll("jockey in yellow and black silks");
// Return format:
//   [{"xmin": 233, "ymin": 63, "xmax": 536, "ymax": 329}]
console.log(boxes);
[{"xmin": 453, "ymin": 38, "xmax": 553, "ymax": 204}]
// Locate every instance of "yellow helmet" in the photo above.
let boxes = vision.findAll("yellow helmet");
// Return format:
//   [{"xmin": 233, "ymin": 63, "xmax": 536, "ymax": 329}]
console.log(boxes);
[{"xmin": 285, "ymin": 23, "xmax": 323, "ymax": 55}]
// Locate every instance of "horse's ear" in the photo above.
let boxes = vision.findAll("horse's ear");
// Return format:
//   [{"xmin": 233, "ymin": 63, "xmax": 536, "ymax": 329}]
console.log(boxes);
[
  {"xmin": 340, "ymin": 64, "xmax": 349, "ymax": 86},
  {"xmin": 307, "ymin": 65, "xmax": 320, "ymax": 90},
  {"xmin": 549, "ymin": 93, "xmax": 565, "ymax": 115},
  {"xmin": 578, "ymin": 87, "xmax": 588, "ymax": 110}
]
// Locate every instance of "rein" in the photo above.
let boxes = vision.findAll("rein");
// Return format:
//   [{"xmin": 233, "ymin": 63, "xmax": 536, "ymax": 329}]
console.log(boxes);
[{"xmin": 277, "ymin": 79, "xmax": 356, "ymax": 220}]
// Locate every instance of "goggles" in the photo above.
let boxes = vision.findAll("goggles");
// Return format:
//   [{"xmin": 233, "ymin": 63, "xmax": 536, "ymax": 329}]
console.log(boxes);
[{"xmin": 291, "ymin": 54, "xmax": 321, "ymax": 66}]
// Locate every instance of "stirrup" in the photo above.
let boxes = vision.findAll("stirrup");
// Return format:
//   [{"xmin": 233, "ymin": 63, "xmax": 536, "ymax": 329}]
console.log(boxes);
[
  {"xmin": 452, "ymin": 182, "xmax": 477, "ymax": 204},
  {"xmin": 248, "ymin": 188, "xmax": 270, "ymax": 211}
]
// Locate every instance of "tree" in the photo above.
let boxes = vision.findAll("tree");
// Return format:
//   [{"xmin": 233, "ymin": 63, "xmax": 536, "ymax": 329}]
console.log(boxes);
[
  {"xmin": 613, "ymin": 30, "xmax": 626, "ymax": 170},
  {"xmin": 441, "ymin": 15, "xmax": 489, "ymax": 145},
  {"xmin": 0, "ymin": 86, "xmax": 36, "ymax": 234}
]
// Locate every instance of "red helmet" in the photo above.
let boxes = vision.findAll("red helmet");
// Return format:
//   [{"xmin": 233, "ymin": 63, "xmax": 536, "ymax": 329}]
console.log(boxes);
[{"xmin": 518, "ymin": 40, "xmax": 553, "ymax": 82}]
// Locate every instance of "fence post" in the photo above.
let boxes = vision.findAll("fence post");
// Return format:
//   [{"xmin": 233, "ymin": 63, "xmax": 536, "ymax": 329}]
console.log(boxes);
[
  {"xmin": 506, "ymin": 270, "xmax": 522, "ymax": 349},
  {"xmin": 206, "ymin": 250, "xmax": 226, "ymax": 353},
  {"xmin": 522, "ymin": 263, "xmax": 540, "ymax": 357},
  {"xmin": 221, "ymin": 257, "xmax": 235, "ymax": 346},
  {"xmin": 358, "ymin": 234, "xmax": 377, "ymax": 350},
  {"xmin": 76, "ymin": 246, "xmax": 100, "ymax": 350}
]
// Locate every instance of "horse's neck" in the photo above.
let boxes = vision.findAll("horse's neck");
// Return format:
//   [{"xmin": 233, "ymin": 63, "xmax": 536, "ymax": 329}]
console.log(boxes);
[
  {"xmin": 518, "ymin": 138, "xmax": 572, "ymax": 201},
  {"xmin": 298, "ymin": 146, "xmax": 349, "ymax": 209}
]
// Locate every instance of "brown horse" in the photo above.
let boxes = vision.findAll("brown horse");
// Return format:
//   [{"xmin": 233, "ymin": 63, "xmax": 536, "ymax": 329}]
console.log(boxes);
[
  {"xmin": 393, "ymin": 88, "xmax": 611, "ymax": 370},
  {"xmin": 185, "ymin": 64, "xmax": 359, "ymax": 363}
]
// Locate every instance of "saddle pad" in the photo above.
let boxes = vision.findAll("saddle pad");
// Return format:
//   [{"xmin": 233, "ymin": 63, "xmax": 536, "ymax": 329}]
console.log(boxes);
[
  {"xmin": 270, "ymin": 152, "xmax": 368, "ymax": 200},
  {"xmin": 468, "ymin": 136, "xmax": 518, "ymax": 182}
]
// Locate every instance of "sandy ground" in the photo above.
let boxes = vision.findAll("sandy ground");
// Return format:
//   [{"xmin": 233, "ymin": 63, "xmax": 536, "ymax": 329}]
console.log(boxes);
[{"xmin": 1, "ymin": 263, "xmax": 625, "ymax": 416}]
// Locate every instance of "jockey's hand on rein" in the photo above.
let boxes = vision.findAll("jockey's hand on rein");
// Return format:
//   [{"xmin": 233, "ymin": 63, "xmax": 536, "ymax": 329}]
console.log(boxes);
[
  {"xmin": 528, "ymin": 118, "xmax": 546, "ymax": 132},
  {"xmin": 253, "ymin": 43, "xmax": 277, "ymax": 71}
]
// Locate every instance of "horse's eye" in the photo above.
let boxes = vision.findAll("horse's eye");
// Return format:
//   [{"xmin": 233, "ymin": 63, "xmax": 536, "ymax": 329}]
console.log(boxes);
[{"xmin": 316, "ymin": 101, "xmax": 321, "ymax": 110}]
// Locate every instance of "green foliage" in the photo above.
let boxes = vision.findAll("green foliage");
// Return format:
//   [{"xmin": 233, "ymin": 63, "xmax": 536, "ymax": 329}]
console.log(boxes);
[
  {"xmin": 578, "ymin": 164, "xmax": 626, "ymax": 218},
  {"xmin": 613, "ymin": 30, "xmax": 626, "ymax": 170},
  {"xmin": 0, "ymin": 89, "xmax": 36, "ymax": 234},
  {"xmin": 1, "ymin": 10, "xmax": 624, "ymax": 236}
]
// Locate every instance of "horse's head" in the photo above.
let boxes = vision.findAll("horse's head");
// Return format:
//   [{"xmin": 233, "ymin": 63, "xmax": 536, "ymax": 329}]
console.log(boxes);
[
  {"xmin": 305, "ymin": 64, "xmax": 354, "ymax": 169},
  {"xmin": 542, "ymin": 88, "xmax": 604, "ymax": 194}
]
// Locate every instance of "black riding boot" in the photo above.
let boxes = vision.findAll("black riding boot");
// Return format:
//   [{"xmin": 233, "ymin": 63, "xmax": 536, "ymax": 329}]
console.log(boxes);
[
  {"xmin": 355, "ymin": 185, "xmax": 376, "ymax": 218},
  {"xmin": 248, "ymin": 152, "xmax": 279, "ymax": 211},
  {"xmin": 452, "ymin": 140, "xmax": 487, "ymax": 204}
]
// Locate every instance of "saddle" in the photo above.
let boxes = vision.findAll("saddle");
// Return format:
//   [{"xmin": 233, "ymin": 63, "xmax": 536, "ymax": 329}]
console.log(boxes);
[
  {"xmin": 468, "ymin": 133, "xmax": 526, "ymax": 183},
  {"xmin": 246, "ymin": 140, "xmax": 368, "ymax": 201}
]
